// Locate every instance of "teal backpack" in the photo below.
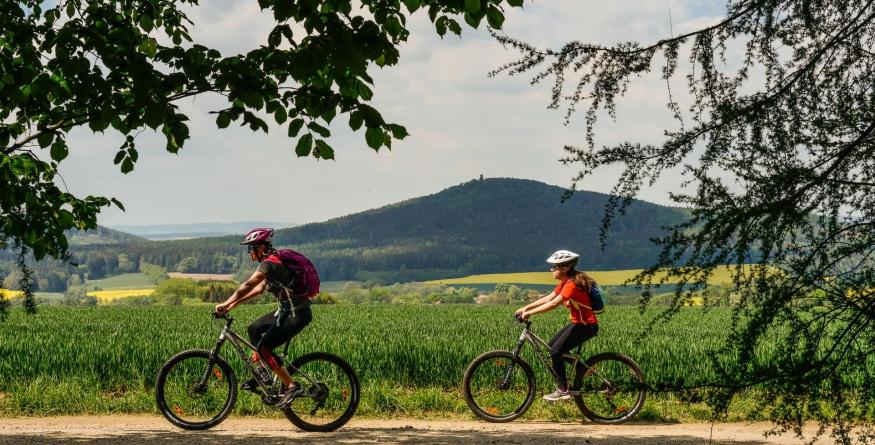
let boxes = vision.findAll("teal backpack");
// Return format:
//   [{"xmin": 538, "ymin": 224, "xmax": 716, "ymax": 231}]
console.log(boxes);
[{"xmin": 589, "ymin": 283, "xmax": 606, "ymax": 314}]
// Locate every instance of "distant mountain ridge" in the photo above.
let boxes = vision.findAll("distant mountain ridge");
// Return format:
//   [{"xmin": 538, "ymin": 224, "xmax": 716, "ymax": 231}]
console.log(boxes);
[
  {"xmin": 67, "ymin": 226, "xmax": 148, "ymax": 245},
  {"xmin": 108, "ymin": 221, "xmax": 297, "ymax": 240}
]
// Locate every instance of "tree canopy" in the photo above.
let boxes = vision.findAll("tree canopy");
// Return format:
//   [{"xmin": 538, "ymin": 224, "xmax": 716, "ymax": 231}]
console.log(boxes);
[
  {"xmin": 495, "ymin": 0, "xmax": 875, "ymax": 442},
  {"xmin": 0, "ymin": 0, "xmax": 523, "ymax": 260},
  {"xmin": 0, "ymin": 0, "xmax": 523, "ymax": 310}
]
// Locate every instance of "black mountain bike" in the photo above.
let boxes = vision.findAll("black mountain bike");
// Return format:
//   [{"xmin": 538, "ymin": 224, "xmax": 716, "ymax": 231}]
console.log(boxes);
[
  {"xmin": 155, "ymin": 310, "xmax": 359, "ymax": 432},
  {"xmin": 463, "ymin": 317, "xmax": 646, "ymax": 424}
]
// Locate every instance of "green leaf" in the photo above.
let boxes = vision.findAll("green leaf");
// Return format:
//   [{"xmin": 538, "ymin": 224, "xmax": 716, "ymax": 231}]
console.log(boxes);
[
  {"xmin": 464, "ymin": 11, "xmax": 482, "ymax": 28},
  {"xmin": 110, "ymin": 198, "xmax": 125, "ymax": 211},
  {"xmin": 507, "ymin": 0, "xmax": 523, "ymax": 6},
  {"xmin": 113, "ymin": 150, "xmax": 126, "ymax": 165},
  {"xmin": 295, "ymin": 134, "xmax": 313, "ymax": 157},
  {"xmin": 386, "ymin": 124, "xmax": 409, "ymax": 139},
  {"xmin": 307, "ymin": 121, "xmax": 330, "ymax": 138},
  {"xmin": 448, "ymin": 19, "xmax": 462, "ymax": 35},
  {"xmin": 288, "ymin": 118, "xmax": 305, "ymax": 137},
  {"xmin": 349, "ymin": 112, "xmax": 364, "ymax": 131},
  {"xmin": 139, "ymin": 38, "xmax": 157, "ymax": 57},
  {"xmin": 50, "ymin": 142, "xmax": 68, "ymax": 162},
  {"xmin": 465, "ymin": 0, "xmax": 481, "ymax": 14},
  {"xmin": 357, "ymin": 104, "xmax": 385, "ymax": 126},
  {"xmin": 436, "ymin": 16, "xmax": 448, "ymax": 37},
  {"xmin": 486, "ymin": 6, "xmax": 505, "ymax": 29},
  {"xmin": 279, "ymin": 24, "xmax": 294, "ymax": 42},
  {"xmin": 89, "ymin": 119, "xmax": 110, "ymax": 132},
  {"xmin": 321, "ymin": 108, "xmax": 336, "ymax": 124},
  {"xmin": 314, "ymin": 139, "xmax": 335, "ymax": 160},
  {"xmin": 216, "ymin": 112, "xmax": 230, "ymax": 129},
  {"xmin": 240, "ymin": 92, "xmax": 264, "ymax": 110},
  {"xmin": 268, "ymin": 27, "xmax": 282, "ymax": 48},
  {"xmin": 57, "ymin": 209, "xmax": 74, "ymax": 227},
  {"xmin": 274, "ymin": 107, "xmax": 288, "ymax": 124},
  {"xmin": 402, "ymin": 0, "xmax": 421, "ymax": 13},
  {"xmin": 120, "ymin": 157, "xmax": 134, "ymax": 174},
  {"xmin": 37, "ymin": 132, "xmax": 53, "ymax": 148},
  {"xmin": 365, "ymin": 127, "xmax": 383, "ymax": 150},
  {"xmin": 144, "ymin": 104, "xmax": 164, "ymax": 129},
  {"xmin": 139, "ymin": 16, "xmax": 153, "ymax": 32}
]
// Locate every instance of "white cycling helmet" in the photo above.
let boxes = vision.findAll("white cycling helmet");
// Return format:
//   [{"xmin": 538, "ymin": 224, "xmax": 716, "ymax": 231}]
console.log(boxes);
[{"xmin": 546, "ymin": 250, "xmax": 580, "ymax": 264}]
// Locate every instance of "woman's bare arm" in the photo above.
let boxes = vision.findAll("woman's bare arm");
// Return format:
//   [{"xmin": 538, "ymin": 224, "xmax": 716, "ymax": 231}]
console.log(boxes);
[{"xmin": 522, "ymin": 294, "xmax": 564, "ymax": 318}]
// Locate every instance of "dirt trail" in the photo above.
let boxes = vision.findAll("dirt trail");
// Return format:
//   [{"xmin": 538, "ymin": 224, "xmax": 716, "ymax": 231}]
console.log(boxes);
[{"xmin": 0, "ymin": 415, "xmax": 836, "ymax": 444}]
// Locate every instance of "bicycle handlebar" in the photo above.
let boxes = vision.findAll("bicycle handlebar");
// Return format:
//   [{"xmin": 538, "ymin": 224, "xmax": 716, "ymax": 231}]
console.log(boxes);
[
  {"xmin": 513, "ymin": 313, "xmax": 532, "ymax": 328},
  {"xmin": 212, "ymin": 311, "xmax": 231, "ymax": 321}
]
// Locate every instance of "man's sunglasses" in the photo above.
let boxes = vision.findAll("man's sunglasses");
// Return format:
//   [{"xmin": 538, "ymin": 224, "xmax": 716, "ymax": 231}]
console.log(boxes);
[{"xmin": 550, "ymin": 264, "xmax": 563, "ymax": 271}]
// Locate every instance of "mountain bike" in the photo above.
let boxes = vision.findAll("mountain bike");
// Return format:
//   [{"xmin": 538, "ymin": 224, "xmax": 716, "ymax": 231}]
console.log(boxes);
[
  {"xmin": 463, "ymin": 316, "xmax": 646, "ymax": 424},
  {"xmin": 155, "ymin": 310, "xmax": 359, "ymax": 432}
]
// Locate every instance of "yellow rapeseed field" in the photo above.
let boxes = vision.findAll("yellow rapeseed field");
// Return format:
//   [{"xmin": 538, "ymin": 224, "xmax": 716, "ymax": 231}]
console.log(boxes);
[
  {"xmin": 87, "ymin": 289, "xmax": 155, "ymax": 302},
  {"xmin": 425, "ymin": 265, "xmax": 752, "ymax": 286},
  {"xmin": 0, "ymin": 288, "xmax": 24, "ymax": 298}
]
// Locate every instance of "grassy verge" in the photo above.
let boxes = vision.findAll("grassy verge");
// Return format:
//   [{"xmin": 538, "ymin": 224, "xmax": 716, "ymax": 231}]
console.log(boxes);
[{"xmin": 0, "ymin": 377, "xmax": 766, "ymax": 422}]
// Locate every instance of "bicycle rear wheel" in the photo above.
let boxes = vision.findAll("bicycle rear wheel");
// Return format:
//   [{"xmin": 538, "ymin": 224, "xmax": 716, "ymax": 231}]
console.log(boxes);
[
  {"xmin": 155, "ymin": 349, "xmax": 237, "ymax": 430},
  {"xmin": 572, "ymin": 352, "xmax": 646, "ymax": 424},
  {"xmin": 463, "ymin": 350, "xmax": 535, "ymax": 422},
  {"xmin": 282, "ymin": 352, "xmax": 360, "ymax": 432}
]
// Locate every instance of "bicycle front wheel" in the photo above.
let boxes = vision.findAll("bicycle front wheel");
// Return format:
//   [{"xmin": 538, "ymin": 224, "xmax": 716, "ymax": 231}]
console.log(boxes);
[
  {"xmin": 155, "ymin": 349, "xmax": 237, "ymax": 430},
  {"xmin": 463, "ymin": 350, "xmax": 535, "ymax": 422},
  {"xmin": 572, "ymin": 352, "xmax": 646, "ymax": 424},
  {"xmin": 282, "ymin": 352, "xmax": 360, "ymax": 432}
]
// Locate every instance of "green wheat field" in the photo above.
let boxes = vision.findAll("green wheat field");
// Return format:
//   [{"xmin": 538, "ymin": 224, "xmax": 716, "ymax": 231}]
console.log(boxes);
[{"xmin": 0, "ymin": 304, "xmax": 854, "ymax": 421}]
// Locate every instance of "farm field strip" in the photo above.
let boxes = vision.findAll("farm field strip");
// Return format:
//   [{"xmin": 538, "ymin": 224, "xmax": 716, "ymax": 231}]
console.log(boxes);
[
  {"xmin": 0, "ymin": 289, "xmax": 23, "ymax": 298},
  {"xmin": 427, "ymin": 265, "xmax": 751, "ymax": 286},
  {"xmin": 86, "ymin": 289, "xmax": 156, "ymax": 302},
  {"xmin": 166, "ymin": 272, "xmax": 233, "ymax": 281},
  {"xmin": 84, "ymin": 273, "xmax": 157, "ymax": 290}
]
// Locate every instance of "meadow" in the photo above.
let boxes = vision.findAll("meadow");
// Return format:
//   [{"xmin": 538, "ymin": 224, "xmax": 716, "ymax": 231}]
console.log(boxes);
[{"xmin": 0, "ymin": 304, "xmax": 828, "ymax": 421}]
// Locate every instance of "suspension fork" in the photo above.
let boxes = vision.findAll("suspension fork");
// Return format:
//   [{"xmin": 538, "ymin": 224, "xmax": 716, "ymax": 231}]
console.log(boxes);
[
  {"xmin": 499, "ymin": 331, "xmax": 528, "ymax": 387},
  {"xmin": 198, "ymin": 320, "xmax": 231, "ymax": 388},
  {"xmin": 511, "ymin": 330, "xmax": 528, "ymax": 359}
]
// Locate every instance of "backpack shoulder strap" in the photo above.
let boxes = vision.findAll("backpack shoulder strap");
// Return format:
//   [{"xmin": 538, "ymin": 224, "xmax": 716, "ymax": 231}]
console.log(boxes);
[{"xmin": 263, "ymin": 254, "xmax": 282, "ymax": 265}]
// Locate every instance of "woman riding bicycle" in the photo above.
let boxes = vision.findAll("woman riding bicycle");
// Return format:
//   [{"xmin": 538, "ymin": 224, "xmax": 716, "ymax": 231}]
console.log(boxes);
[
  {"xmin": 215, "ymin": 228, "xmax": 311, "ymax": 404},
  {"xmin": 514, "ymin": 250, "xmax": 599, "ymax": 402}
]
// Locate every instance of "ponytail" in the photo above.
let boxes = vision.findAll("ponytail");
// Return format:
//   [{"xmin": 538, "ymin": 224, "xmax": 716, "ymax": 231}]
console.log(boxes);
[{"xmin": 569, "ymin": 269, "xmax": 595, "ymax": 293}]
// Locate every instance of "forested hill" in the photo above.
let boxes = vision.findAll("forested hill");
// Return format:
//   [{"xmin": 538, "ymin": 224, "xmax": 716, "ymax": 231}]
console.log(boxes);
[
  {"xmin": 276, "ymin": 178, "xmax": 688, "ymax": 281},
  {"xmin": 67, "ymin": 226, "xmax": 147, "ymax": 245},
  {"xmin": 6, "ymin": 178, "xmax": 690, "ymax": 287}
]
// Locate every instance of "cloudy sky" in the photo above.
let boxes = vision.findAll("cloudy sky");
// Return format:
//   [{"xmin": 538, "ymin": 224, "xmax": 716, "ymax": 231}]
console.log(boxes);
[{"xmin": 58, "ymin": 1, "xmax": 727, "ymax": 227}]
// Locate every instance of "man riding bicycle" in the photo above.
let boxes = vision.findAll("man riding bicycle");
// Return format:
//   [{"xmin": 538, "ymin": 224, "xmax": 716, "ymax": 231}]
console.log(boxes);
[{"xmin": 215, "ymin": 228, "xmax": 311, "ymax": 405}]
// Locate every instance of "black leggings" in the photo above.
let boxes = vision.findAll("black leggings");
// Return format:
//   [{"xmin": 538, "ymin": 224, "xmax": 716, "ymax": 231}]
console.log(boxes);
[
  {"xmin": 247, "ymin": 306, "xmax": 312, "ymax": 371},
  {"xmin": 548, "ymin": 323, "xmax": 599, "ymax": 389}
]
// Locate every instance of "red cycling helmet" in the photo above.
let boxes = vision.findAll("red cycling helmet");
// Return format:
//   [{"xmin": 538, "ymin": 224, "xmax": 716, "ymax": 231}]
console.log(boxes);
[{"xmin": 241, "ymin": 228, "xmax": 274, "ymax": 245}]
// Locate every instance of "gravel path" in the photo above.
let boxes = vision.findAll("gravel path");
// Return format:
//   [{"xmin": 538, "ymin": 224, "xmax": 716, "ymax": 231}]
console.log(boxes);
[{"xmin": 0, "ymin": 415, "xmax": 836, "ymax": 444}]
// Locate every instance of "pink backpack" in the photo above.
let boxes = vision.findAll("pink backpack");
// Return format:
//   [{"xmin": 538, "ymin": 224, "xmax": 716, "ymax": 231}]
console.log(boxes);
[{"xmin": 266, "ymin": 249, "xmax": 320, "ymax": 299}]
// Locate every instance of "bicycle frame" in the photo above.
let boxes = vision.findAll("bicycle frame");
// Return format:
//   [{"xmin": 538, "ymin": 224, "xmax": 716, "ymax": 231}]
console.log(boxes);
[
  {"xmin": 506, "ymin": 320, "xmax": 599, "ymax": 396},
  {"xmin": 203, "ymin": 314, "xmax": 316, "ymax": 396}
]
